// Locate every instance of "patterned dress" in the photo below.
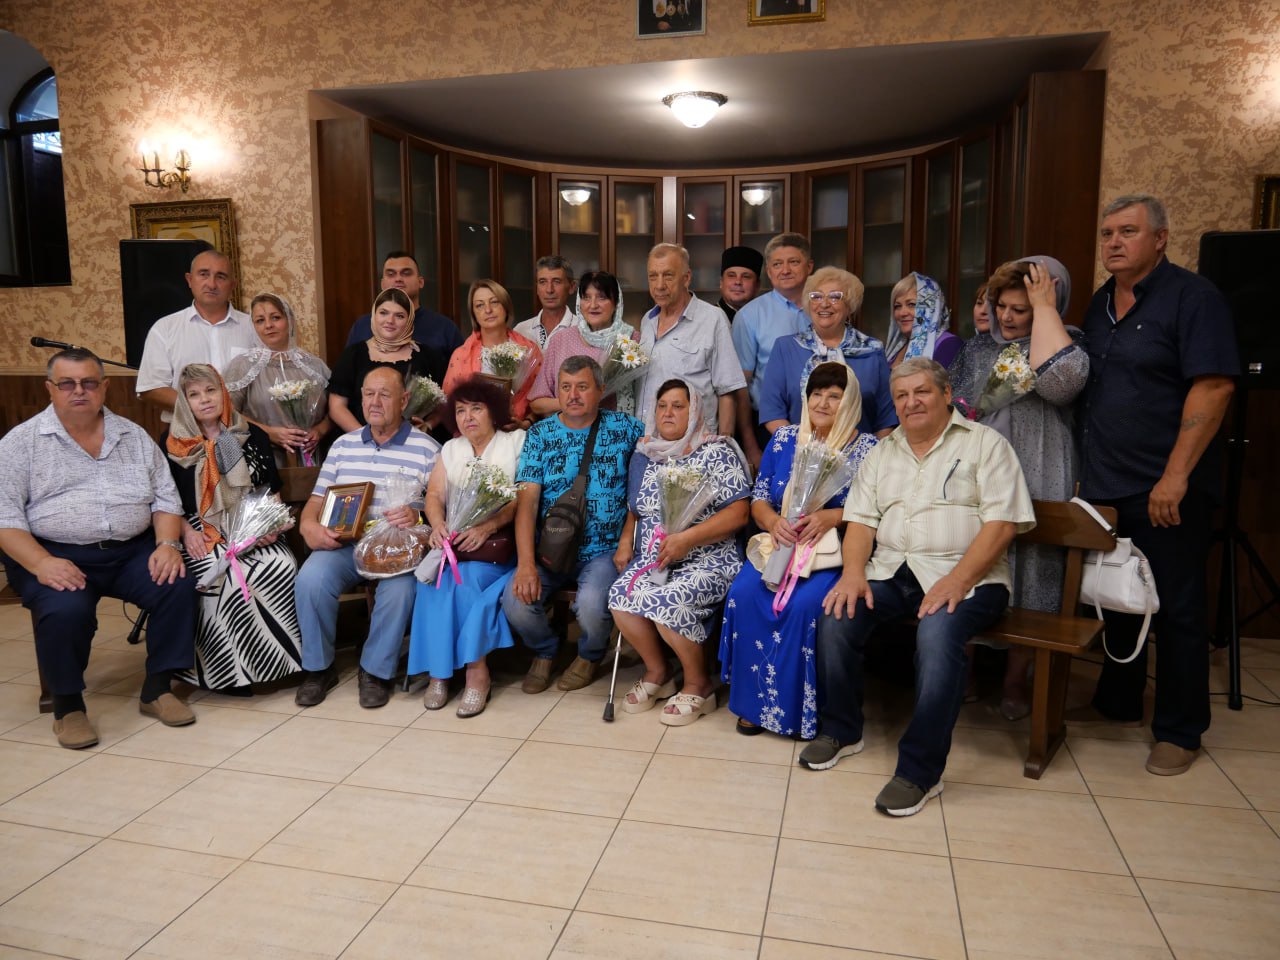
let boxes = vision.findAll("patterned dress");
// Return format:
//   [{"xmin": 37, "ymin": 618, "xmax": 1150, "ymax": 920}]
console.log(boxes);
[
  {"xmin": 607, "ymin": 441, "xmax": 750, "ymax": 642},
  {"xmin": 719, "ymin": 425, "xmax": 877, "ymax": 739}
]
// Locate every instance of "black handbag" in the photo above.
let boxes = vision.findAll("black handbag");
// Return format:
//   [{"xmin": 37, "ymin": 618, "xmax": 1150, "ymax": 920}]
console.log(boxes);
[{"xmin": 535, "ymin": 417, "xmax": 601, "ymax": 574}]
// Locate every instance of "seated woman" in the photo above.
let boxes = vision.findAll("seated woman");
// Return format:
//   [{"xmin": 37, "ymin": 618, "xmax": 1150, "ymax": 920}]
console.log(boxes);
[
  {"xmin": 407, "ymin": 377, "xmax": 525, "ymax": 717},
  {"xmin": 883, "ymin": 272, "xmax": 963, "ymax": 369},
  {"xmin": 443, "ymin": 280, "xmax": 542, "ymax": 429},
  {"xmin": 328, "ymin": 288, "xmax": 447, "ymax": 432},
  {"xmin": 527, "ymin": 270, "xmax": 636, "ymax": 417},
  {"xmin": 720, "ymin": 362, "xmax": 877, "ymax": 738},
  {"xmin": 222, "ymin": 292, "xmax": 332, "ymax": 465},
  {"xmin": 608, "ymin": 378, "xmax": 751, "ymax": 725},
  {"xmin": 164, "ymin": 364, "xmax": 302, "ymax": 695},
  {"xmin": 950, "ymin": 256, "xmax": 1088, "ymax": 719},
  {"xmin": 758, "ymin": 267, "xmax": 897, "ymax": 439}
]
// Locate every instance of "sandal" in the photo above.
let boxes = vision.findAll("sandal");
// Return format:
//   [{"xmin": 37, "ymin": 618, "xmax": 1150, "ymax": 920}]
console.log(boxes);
[
  {"xmin": 736, "ymin": 717, "xmax": 764, "ymax": 737},
  {"xmin": 660, "ymin": 690, "xmax": 718, "ymax": 726},
  {"xmin": 621, "ymin": 676, "xmax": 677, "ymax": 714}
]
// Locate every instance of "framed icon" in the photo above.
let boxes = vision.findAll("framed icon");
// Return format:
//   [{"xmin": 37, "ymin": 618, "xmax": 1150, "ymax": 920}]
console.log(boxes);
[
  {"xmin": 1253, "ymin": 175, "xmax": 1280, "ymax": 229},
  {"xmin": 129, "ymin": 197, "xmax": 242, "ymax": 308},
  {"xmin": 320, "ymin": 482, "xmax": 374, "ymax": 541},
  {"xmin": 749, "ymin": 0, "xmax": 825, "ymax": 26},
  {"xmin": 637, "ymin": 0, "xmax": 706, "ymax": 38}
]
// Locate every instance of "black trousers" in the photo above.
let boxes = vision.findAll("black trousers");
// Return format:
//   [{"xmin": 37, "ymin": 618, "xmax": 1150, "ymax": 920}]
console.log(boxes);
[
  {"xmin": 4, "ymin": 534, "xmax": 196, "ymax": 696},
  {"xmin": 1089, "ymin": 490, "xmax": 1213, "ymax": 750}
]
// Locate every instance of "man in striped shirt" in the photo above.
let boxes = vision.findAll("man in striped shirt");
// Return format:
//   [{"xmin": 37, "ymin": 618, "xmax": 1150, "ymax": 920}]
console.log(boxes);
[{"xmin": 293, "ymin": 366, "xmax": 440, "ymax": 708}]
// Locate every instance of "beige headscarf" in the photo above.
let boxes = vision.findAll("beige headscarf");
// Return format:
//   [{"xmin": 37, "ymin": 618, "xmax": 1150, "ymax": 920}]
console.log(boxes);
[
  {"xmin": 368, "ymin": 288, "xmax": 419, "ymax": 354},
  {"xmin": 780, "ymin": 361, "xmax": 863, "ymax": 517}
]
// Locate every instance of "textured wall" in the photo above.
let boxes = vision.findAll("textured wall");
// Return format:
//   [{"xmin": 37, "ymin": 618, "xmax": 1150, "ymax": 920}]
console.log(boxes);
[{"xmin": 1, "ymin": 0, "xmax": 1278, "ymax": 369}]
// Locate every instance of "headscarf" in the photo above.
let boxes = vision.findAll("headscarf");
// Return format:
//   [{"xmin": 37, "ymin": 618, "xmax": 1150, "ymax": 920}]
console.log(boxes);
[
  {"xmin": 883, "ymin": 273, "xmax": 951, "ymax": 364},
  {"xmin": 635, "ymin": 377, "xmax": 720, "ymax": 463},
  {"xmin": 222, "ymin": 292, "xmax": 329, "ymax": 393},
  {"xmin": 780, "ymin": 362, "xmax": 863, "ymax": 518},
  {"xmin": 165, "ymin": 364, "xmax": 253, "ymax": 547},
  {"xmin": 369, "ymin": 291, "xmax": 419, "ymax": 354},
  {"xmin": 794, "ymin": 320, "xmax": 882, "ymax": 392},
  {"xmin": 567, "ymin": 286, "xmax": 631, "ymax": 350}
]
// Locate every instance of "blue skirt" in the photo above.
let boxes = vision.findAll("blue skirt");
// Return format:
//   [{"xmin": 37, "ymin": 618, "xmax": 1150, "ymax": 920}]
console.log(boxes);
[{"xmin": 407, "ymin": 560, "xmax": 517, "ymax": 678}]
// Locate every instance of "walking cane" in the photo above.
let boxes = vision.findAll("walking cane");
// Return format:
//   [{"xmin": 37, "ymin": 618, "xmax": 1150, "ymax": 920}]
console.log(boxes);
[{"xmin": 602, "ymin": 631, "xmax": 624, "ymax": 722}]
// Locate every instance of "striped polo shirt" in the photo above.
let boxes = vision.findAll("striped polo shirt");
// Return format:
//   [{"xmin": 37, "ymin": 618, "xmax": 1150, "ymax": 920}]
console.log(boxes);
[{"xmin": 312, "ymin": 421, "xmax": 440, "ymax": 513}]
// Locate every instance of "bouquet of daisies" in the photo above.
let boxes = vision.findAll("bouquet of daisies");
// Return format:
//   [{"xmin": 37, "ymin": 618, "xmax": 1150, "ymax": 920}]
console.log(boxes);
[
  {"xmin": 626, "ymin": 461, "xmax": 720, "ymax": 593},
  {"xmin": 416, "ymin": 461, "xmax": 519, "ymax": 585},
  {"xmin": 762, "ymin": 441, "xmax": 856, "ymax": 594},
  {"xmin": 976, "ymin": 344, "xmax": 1036, "ymax": 419},
  {"xmin": 403, "ymin": 374, "xmax": 445, "ymax": 423},
  {"xmin": 197, "ymin": 488, "xmax": 295, "ymax": 598},
  {"xmin": 267, "ymin": 376, "xmax": 324, "ymax": 466},
  {"xmin": 480, "ymin": 341, "xmax": 537, "ymax": 393},
  {"xmin": 601, "ymin": 333, "xmax": 650, "ymax": 396}
]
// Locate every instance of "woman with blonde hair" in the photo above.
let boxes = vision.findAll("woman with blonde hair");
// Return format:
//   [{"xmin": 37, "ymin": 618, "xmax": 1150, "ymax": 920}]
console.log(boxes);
[{"xmin": 443, "ymin": 279, "xmax": 542, "ymax": 429}]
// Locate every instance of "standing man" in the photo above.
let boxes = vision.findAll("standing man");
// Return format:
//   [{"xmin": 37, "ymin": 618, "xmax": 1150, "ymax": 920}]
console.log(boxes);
[
  {"xmin": 0, "ymin": 349, "xmax": 197, "ymax": 748},
  {"xmin": 636, "ymin": 243, "xmax": 745, "ymax": 434},
  {"xmin": 732, "ymin": 233, "xmax": 814, "ymax": 467},
  {"xmin": 514, "ymin": 255, "xmax": 576, "ymax": 350},
  {"xmin": 137, "ymin": 249, "xmax": 258, "ymax": 418},
  {"xmin": 346, "ymin": 251, "xmax": 466, "ymax": 361},
  {"xmin": 717, "ymin": 245, "xmax": 763, "ymax": 324},
  {"xmin": 1069, "ymin": 194, "xmax": 1238, "ymax": 776}
]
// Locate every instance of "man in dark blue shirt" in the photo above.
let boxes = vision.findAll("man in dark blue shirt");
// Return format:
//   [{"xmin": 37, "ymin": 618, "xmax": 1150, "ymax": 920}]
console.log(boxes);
[
  {"xmin": 345, "ymin": 251, "xmax": 466, "ymax": 361},
  {"xmin": 1070, "ymin": 194, "xmax": 1239, "ymax": 777}
]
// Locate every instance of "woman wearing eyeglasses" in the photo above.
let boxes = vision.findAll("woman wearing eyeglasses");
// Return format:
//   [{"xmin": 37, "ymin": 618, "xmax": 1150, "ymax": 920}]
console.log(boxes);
[{"xmin": 757, "ymin": 267, "xmax": 897, "ymax": 439}]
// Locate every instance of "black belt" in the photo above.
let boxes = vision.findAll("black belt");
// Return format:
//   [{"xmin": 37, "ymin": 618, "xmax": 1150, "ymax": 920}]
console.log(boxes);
[{"xmin": 78, "ymin": 531, "xmax": 151, "ymax": 550}]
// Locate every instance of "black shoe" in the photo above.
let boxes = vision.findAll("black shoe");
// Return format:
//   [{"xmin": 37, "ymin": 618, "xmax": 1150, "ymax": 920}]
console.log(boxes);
[
  {"xmin": 358, "ymin": 668, "xmax": 392, "ymax": 709},
  {"xmin": 295, "ymin": 667, "xmax": 338, "ymax": 707}
]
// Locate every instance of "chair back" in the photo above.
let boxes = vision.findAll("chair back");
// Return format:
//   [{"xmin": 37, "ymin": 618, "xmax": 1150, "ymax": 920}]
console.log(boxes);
[{"xmin": 1018, "ymin": 500, "xmax": 1118, "ymax": 616}]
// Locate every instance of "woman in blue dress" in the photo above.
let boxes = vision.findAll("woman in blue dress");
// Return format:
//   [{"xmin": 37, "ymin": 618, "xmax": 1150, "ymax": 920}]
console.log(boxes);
[
  {"xmin": 608, "ymin": 378, "xmax": 751, "ymax": 726},
  {"xmin": 408, "ymin": 377, "xmax": 524, "ymax": 717},
  {"xmin": 721, "ymin": 362, "xmax": 877, "ymax": 739}
]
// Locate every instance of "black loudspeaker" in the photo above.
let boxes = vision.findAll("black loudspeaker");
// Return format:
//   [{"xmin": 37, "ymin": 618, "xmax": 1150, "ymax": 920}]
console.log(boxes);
[
  {"xmin": 119, "ymin": 239, "xmax": 211, "ymax": 367},
  {"xmin": 1198, "ymin": 229, "xmax": 1280, "ymax": 390}
]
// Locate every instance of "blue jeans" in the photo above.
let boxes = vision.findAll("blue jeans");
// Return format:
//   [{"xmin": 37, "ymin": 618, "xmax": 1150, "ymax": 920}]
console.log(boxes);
[
  {"xmin": 294, "ymin": 545, "xmax": 415, "ymax": 680},
  {"xmin": 816, "ymin": 564, "xmax": 1009, "ymax": 789},
  {"xmin": 501, "ymin": 553, "xmax": 617, "ymax": 662}
]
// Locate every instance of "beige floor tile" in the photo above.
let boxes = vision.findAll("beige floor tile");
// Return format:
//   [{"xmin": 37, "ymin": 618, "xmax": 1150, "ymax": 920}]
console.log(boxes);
[
  {"xmin": 254, "ymin": 784, "xmax": 466, "ymax": 882},
  {"xmin": 1261, "ymin": 809, "xmax": 1280, "ymax": 833},
  {"xmin": 580, "ymin": 820, "xmax": 775, "ymax": 935},
  {"xmin": 624, "ymin": 753, "xmax": 788, "ymax": 836},
  {"xmin": 781, "ymin": 769, "xmax": 948, "ymax": 857},
  {"xmin": 0, "ymin": 753, "xmax": 204, "ymax": 837},
  {"xmin": 80, "ymin": 648, "xmax": 148, "ymax": 694},
  {"xmin": 954, "ymin": 859, "xmax": 1171, "ymax": 960},
  {"xmin": 0, "ymin": 820, "xmax": 97, "ymax": 903},
  {"xmin": 1200, "ymin": 699, "xmax": 1280, "ymax": 753},
  {"xmin": 199, "ymin": 682, "xmax": 305, "ymax": 715},
  {"xmin": 1070, "ymin": 737, "xmax": 1251, "ymax": 807},
  {"xmin": 760, "ymin": 942, "xmax": 924, "ymax": 960},
  {"xmin": 480, "ymin": 740, "xmax": 651, "ymax": 818},
  {"xmin": 0, "ymin": 639, "xmax": 37, "ymax": 682},
  {"xmin": 408, "ymin": 682, "xmax": 562, "ymax": 739},
  {"xmin": 1239, "ymin": 637, "xmax": 1280, "ymax": 671},
  {"xmin": 554, "ymin": 913, "xmax": 760, "ymax": 959},
  {"xmin": 2, "ymin": 692, "xmax": 161, "ymax": 751},
  {"xmin": 656, "ymin": 704, "xmax": 796, "ymax": 765},
  {"xmin": 220, "ymin": 714, "xmax": 398, "ymax": 783},
  {"xmin": 937, "ymin": 725, "xmax": 1090, "ymax": 793},
  {"xmin": 113, "ymin": 768, "xmax": 329, "ymax": 858},
  {"xmin": 0, "ymin": 608, "xmax": 34, "ymax": 641},
  {"xmin": 301, "ymin": 674, "xmax": 434, "ymax": 727},
  {"xmin": 1141, "ymin": 876, "xmax": 1280, "ymax": 959},
  {"xmin": 943, "ymin": 782, "xmax": 1128, "ymax": 874},
  {"xmin": 408, "ymin": 801, "xmax": 615, "ymax": 908},
  {"xmin": 135, "ymin": 861, "xmax": 394, "ymax": 960},
  {"xmin": 340, "ymin": 885, "xmax": 567, "ymax": 960},
  {"xmin": 0, "ymin": 946, "xmax": 82, "ymax": 959},
  {"xmin": 1098, "ymin": 796, "xmax": 1280, "ymax": 891},
  {"xmin": 765, "ymin": 838, "xmax": 963, "ymax": 958},
  {"xmin": 1249, "ymin": 667, "xmax": 1280, "ymax": 697},
  {"xmin": 104, "ymin": 702, "xmax": 288, "ymax": 767},
  {"xmin": 0, "ymin": 682, "xmax": 40, "ymax": 734},
  {"xmin": 530, "ymin": 690, "xmax": 669, "ymax": 752},
  {"xmin": 0, "ymin": 838, "xmax": 236, "ymax": 960},
  {"xmin": 788, "ymin": 716, "xmax": 908, "ymax": 777},
  {"xmin": 344, "ymin": 727, "xmax": 520, "ymax": 799},
  {"xmin": 0, "ymin": 739, "xmax": 89, "ymax": 804}
]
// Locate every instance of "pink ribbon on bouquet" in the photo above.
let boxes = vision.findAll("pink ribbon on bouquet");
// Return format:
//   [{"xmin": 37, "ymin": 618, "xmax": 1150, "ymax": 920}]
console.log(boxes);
[
  {"xmin": 224, "ymin": 536, "xmax": 258, "ymax": 603},
  {"xmin": 300, "ymin": 447, "xmax": 315, "ymax": 467},
  {"xmin": 770, "ymin": 514, "xmax": 814, "ymax": 617},
  {"xmin": 625, "ymin": 524, "xmax": 667, "ymax": 596},
  {"xmin": 436, "ymin": 533, "xmax": 463, "ymax": 589}
]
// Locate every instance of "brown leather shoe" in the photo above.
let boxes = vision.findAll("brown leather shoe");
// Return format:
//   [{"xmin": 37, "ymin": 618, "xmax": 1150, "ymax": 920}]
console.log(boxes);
[
  {"xmin": 52, "ymin": 711, "xmax": 98, "ymax": 749},
  {"xmin": 139, "ymin": 692, "xmax": 196, "ymax": 726},
  {"xmin": 522, "ymin": 657, "xmax": 554, "ymax": 694},
  {"xmin": 295, "ymin": 667, "xmax": 339, "ymax": 707},
  {"xmin": 1146, "ymin": 741, "xmax": 1197, "ymax": 776},
  {"xmin": 556, "ymin": 656, "xmax": 599, "ymax": 691},
  {"xmin": 357, "ymin": 669, "xmax": 392, "ymax": 709}
]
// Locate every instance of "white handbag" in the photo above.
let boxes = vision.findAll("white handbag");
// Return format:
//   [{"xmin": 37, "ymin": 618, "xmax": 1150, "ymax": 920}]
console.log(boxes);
[{"xmin": 1070, "ymin": 497, "xmax": 1160, "ymax": 663}]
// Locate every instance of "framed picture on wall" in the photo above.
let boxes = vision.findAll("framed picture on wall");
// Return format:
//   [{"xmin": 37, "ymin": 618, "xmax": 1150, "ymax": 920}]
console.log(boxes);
[
  {"xmin": 637, "ymin": 0, "xmax": 706, "ymax": 38},
  {"xmin": 748, "ymin": 0, "xmax": 824, "ymax": 25},
  {"xmin": 129, "ymin": 197, "xmax": 242, "ymax": 308},
  {"xmin": 1253, "ymin": 175, "xmax": 1280, "ymax": 229}
]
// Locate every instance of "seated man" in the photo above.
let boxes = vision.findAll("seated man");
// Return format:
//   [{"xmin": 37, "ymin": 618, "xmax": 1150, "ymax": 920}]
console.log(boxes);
[
  {"xmin": 502, "ymin": 356, "xmax": 643, "ymax": 693},
  {"xmin": 293, "ymin": 365, "xmax": 440, "ymax": 709},
  {"xmin": 0, "ymin": 348, "xmax": 197, "ymax": 749},
  {"xmin": 807, "ymin": 357, "xmax": 1034, "ymax": 817}
]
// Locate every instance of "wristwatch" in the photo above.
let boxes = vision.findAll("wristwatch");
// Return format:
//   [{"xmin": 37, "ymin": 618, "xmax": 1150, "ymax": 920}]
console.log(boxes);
[{"xmin": 156, "ymin": 539, "xmax": 182, "ymax": 552}]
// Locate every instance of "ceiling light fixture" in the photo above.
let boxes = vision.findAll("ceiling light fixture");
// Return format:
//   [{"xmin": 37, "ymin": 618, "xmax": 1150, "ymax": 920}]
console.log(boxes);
[
  {"xmin": 662, "ymin": 91, "xmax": 727, "ymax": 129},
  {"xmin": 741, "ymin": 186, "xmax": 771, "ymax": 207},
  {"xmin": 559, "ymin": 187, "xmax": 592, "ymax": 206}
]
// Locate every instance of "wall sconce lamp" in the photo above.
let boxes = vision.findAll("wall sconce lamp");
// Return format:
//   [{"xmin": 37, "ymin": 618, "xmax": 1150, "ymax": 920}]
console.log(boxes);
[
  {"xmin": 138, "ymin": 142, "xmax": 192, "ymax": 192},
  {"xmin": 662, "ymin": 91, "xmax": 728, "ymax": 129}
]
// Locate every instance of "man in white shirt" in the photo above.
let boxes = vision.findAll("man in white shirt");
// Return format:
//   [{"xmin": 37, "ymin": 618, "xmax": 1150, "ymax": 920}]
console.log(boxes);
[
  {"xmin": 136, "ymin": 249, "xmax": 257, "ymax": 418},
  {"xmin": 805, "ymin": 358, "xmax": 1035, "ymax": 817},
  {"xmin": 513, "ymin": 255, "xmax": 576, "ymax": 350}
]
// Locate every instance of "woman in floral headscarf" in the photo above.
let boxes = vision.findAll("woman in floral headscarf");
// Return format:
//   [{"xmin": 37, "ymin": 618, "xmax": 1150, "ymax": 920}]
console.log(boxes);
[{"xmin": 883, "ymin": 272, "xmax": 964, "ymax": 369}]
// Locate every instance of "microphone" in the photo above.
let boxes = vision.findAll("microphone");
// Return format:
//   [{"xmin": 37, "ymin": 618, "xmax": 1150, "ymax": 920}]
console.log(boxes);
[{"xmin": 31, "ymin": 336, "xmax": 77, "ymax": 350}]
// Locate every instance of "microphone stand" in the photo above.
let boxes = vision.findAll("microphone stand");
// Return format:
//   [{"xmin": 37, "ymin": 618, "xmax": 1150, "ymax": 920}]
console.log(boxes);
[{"xmin": 30, "ymin": 337, "xmax": 137, "ymax": 371}]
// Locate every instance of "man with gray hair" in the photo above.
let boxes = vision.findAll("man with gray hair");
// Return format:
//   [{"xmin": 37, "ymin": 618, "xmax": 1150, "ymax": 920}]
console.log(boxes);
[
  {"xmin": 514, "ymin": 255, "xmax": 576, "ymax": 349},
  {"xmin": 1068, "ymin": 194, "xmax": 1238, "ymax": 777}
]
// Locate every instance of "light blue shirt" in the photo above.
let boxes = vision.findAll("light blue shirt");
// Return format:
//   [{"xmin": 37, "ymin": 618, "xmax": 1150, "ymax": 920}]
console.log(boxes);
[
  {"xmin": 731, "ymin": 290, "xmax": 810, "ymax": 410},
  {"xmin": 636, "ymin": 295, "xmax": 745, "ymax": 433}
]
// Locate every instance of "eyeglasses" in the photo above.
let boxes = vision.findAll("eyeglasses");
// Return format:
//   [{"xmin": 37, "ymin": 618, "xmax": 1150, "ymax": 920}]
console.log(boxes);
[
  {"xmin": 48, "ymin": 378, "xmax": 102, "ymax": 392},
  {"xmin": 807, "ymin": 291, "xmax": 846, "ymax": 304}
]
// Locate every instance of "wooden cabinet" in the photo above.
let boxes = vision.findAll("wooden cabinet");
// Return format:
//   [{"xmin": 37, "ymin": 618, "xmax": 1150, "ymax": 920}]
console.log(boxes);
[{"xmin": 677, "ymin": 175, "xmax": 791, "ymax": 302}]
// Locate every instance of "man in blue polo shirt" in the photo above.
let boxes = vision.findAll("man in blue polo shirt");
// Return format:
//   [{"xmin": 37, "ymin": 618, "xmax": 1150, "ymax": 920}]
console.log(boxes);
[
  {"xmin": 293, "ymin": 365, "xmax": 440, "ymax": 708},
  {"xmin": 1069, "ymin": 194, "xmax": 1239, "ymax": 776},
  {"xmin": 346, "ymin": 252, "xmax": 466, "ymax": 361}
]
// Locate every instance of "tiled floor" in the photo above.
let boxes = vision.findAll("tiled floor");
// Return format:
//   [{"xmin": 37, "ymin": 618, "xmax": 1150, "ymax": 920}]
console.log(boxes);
[{"xmin": 2, "ymin": 599, "xmax": 1279, "ymax": 959}]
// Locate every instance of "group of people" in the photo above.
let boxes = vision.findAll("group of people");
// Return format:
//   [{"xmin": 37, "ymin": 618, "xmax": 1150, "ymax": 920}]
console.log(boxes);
[{"xmin": 0, "ymin": 192, "xmax": 1238, "ymax": 816}]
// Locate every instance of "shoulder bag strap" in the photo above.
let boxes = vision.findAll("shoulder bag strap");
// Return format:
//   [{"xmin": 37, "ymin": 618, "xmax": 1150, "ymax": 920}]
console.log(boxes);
[
  {"xmin": 1070, "ymin": 496, "xmax": 1118, "ymax": 538},
  {"xmin": 575, "ymin": 416, "xmax": 603, "ymax": 481}
]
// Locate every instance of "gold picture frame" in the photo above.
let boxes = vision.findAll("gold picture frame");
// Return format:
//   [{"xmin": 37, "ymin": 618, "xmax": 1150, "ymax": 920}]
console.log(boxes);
[
  {"xmin": 320, "ymin": 482, "xmax": 375, "ymax": 541},
  {"xmin": 129, "ymin": 197, "xmax": 242, "ymax": 308},
  {"xmin": 748, "ymin": 0, "xmax": 825, "ymax": 25},
  {"xmin": 1253, "ymin": 175, "xmax": 1280, "ymax": 229}
]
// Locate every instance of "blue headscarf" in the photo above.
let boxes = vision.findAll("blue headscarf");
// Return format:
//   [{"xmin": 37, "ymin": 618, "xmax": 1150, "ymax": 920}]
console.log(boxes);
[{"xmin": 883, "ymin": 272, "xmax": 951, "ymax": 363}]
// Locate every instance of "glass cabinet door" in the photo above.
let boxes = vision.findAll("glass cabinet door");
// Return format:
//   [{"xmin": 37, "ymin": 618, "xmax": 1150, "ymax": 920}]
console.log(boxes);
[
  {"xmin": 736, "ymin": 177, "xmax": 786, "ymax": 282},
  {"xmin": 810, "ymin": 171, "xmax": 851, "ymax": 272},
  {"xmin": 858, "ymin": 163, "xmax": 907, "ymax": 330},
  {"xmin": 370, "ymin": 131, "xmax": 405, "ymax": 268},
  {"xmin": 408, "ymin": 144, "xmax": 440, "ymax": 313},
  {"xmin": 613, "ymin": 179, "xmax": 659, "ymax": 325},
  {"xmin": 454, "ymin": 160, "xmax": 493, "ymax": 315},
  {"xmin": 500, "ymin": 169, "xmax": 536, "ymax": 321},
  {"xmin": 555, "ymin": 177, "xmax": 603, "ymax": 277},
  {"xmin": 956, "ymin": 136, "xmax": 993, "ymax": 337},
  {"xmin": 679, "ymin": 179, "xmax": 727, "ymax": 305},
  {"xmin": 924, "ymin": 148, "xmax": 955, "ymax": 294}
]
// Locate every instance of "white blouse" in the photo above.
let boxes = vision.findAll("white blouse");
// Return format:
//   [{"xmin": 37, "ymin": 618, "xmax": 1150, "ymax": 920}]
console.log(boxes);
[{"xmin": 439, "ymin": 429, "xmax": 526, "ymax": 491}]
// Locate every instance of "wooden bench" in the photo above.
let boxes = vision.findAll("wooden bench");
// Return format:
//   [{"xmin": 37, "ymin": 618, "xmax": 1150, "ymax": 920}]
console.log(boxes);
[{"xmin": 973, "ymin": 498, "xmax": 1118, "ymax": 780}]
